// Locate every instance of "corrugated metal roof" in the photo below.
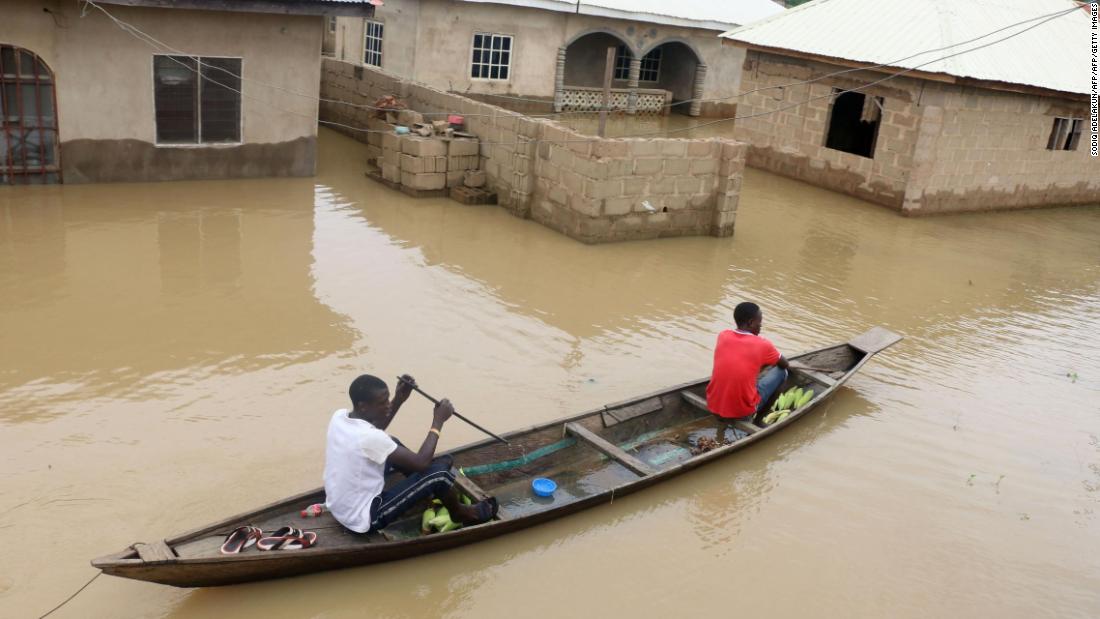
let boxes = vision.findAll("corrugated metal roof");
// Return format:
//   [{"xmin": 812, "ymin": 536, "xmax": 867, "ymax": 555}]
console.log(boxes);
[
  {"xmin": 720, "ymin": 0, "xmax": 1092, "ymax": 95},
  {"xmin": 460, "ymin": 0, "xmax": 786, "ymax": 31}
]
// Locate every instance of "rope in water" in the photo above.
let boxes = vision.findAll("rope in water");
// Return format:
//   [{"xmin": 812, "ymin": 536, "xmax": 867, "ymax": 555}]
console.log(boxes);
[{"xmin": 38, "ymin": 571, "xmax": 101, "ymax": 619}]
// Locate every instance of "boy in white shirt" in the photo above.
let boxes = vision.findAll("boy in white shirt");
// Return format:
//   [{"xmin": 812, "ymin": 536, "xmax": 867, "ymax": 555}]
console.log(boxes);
[{"xmin": 324, "ymin": 374, "xmax": 497, "ymax": 533}]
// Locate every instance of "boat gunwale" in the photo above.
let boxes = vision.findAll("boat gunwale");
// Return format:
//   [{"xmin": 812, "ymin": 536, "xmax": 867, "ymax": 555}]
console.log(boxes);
[{"xmin": 92, "ymin": 334, "xmax": 891, "ymax": 578}]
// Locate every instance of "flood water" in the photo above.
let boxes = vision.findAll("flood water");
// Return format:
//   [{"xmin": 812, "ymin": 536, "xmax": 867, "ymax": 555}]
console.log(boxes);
[{"xmin": 2, "ymin": 128, "xmax": 1099, "ymax": 618}]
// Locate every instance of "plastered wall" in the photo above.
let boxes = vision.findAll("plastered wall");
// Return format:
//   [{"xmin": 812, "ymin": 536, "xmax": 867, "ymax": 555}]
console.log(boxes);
[
  {"xmin": 733, "ymin": 49, "xmax": 1098, "ymax": 214},
  {"xmin": 335, "ymin": 0, "xmax": 745, "ymax": 116},
  {"xmin": 2, "ymin": 0, "xmax": 323, "ymax": 182}
]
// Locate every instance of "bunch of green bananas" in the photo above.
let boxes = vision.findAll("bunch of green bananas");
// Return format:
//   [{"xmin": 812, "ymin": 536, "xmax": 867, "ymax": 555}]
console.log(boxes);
[
  {"xmin": 420, "ymin": 496, "xmax": 473, "ymax": 535},
  {"xmin": 762, "ymin": 386, "xmax": 815, "ymax": 425}
]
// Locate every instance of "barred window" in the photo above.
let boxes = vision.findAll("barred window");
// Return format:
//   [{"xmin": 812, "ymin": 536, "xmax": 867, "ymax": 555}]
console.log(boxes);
[
  {"xmin": 614, "ymin": 45, "xmax": 631, "ymax": 80},
  {"xmin": 363, "ymin": 20, "xmax": 383, "ymax": 67},
  {"xmin": 1046, "ymin": 117, "xmax": 1083, "ymax": 151},
  {"xmin": 471, "ymin": 33, "xmax": 511, "ymax": 80},
  {"xmin": 638, "ymin": 48, "xmax": 661, "ymax": 82},
  {"xmin": 612, "ymin": 45, "xmax": 660, "ymax": 82},
  {"xmin": 1, "ymin": 45, "xmax": 61, "ymax": 184},
  {"xmin": 153, "ymin": 55, "xmax": 241, "ymax": 144}
]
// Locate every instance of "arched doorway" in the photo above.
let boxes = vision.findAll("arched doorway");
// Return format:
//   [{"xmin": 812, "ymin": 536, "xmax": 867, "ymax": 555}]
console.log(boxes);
[
  {"xmin": 556, "ymin": 31, "xmax": 637, "ymax": 113},
  {"xmin": 1, "ymin": 45, "xmax": 61, "ymax": 184},
  {"xmin": 639, "ymin": 40, "xmax": 705, "ymax": 116}
]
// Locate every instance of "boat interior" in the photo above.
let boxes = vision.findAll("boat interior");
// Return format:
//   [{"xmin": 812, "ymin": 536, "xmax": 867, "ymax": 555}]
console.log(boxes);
[{"xmin": 116, "ymin": 342, "xmax": 867, "ymax": 563}]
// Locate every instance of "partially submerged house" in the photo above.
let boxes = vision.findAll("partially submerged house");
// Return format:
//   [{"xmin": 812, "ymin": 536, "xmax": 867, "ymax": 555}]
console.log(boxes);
[
  {"xmin": 1, "ymin": 0, "xmax": 375, "ymax": 185},
  {"xmin": 329, "ymin": 0, "xmax": 784, "ymax": 116},
  {"xmin": 721, "ymin": 0, "xmax": 1098, "ymax": 214}
]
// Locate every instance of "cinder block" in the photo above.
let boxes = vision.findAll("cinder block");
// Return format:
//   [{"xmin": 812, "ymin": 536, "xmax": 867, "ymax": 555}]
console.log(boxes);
[
  {"xmin": 366, "ymin": 145, "xmax": 382, "ymax": 164},
  {"xmin": 447, "ymin": 170, "xmax": 465, "ymax": 188},
  {"xmin": 402, "ymin": 137, "xmax": 448, "ymax": 157},
  {"xmin": 382, "ymin": 132, "xmax": 402, "ymax": 151},
  {"xmin": 603, "ymin": 197, "xmax": 633, "ymax": 216},
  {"xmin": 664, "ymin": 159, "xmax": 691, "ymax": 175},
  {"xmin": 448, "ymin": 155, "xmax": 479, "ymax": 171},
  {"xmin": 691, "ymin": 159, "xmax": 718, "ymax": 175},
  {"xmin": 400, "ymin": 154, "xmax": 430, "ymax": 174},
  {"xmin": 381, "ymin": 162, "xmax": 401, "ymax": 183},
  {"xmin": 397, "ymin": 109, "xmax": 424, "ymax": 126},
  {"xmin": 464, "ymin": 170, "xmax": 487, "ymax": 188},
  {"xmin": 383, "ymin": 148, "xmax": 400, "ymax": 166},
  {"xmin": 432, "ymin": 156, "xmax": 448, "ymax": 173},
  {"xmin": 584, "ymin": 178, "xmax": 620, "ymax": 200},
  {"xmin": 401, "ymin": 171, "xmax": 446, "ymax": 190},
  {"xmin": 592, "ymin": 140, "xmax": 629, "ymax": 158},
  {"xmin": 448, "ymin": 138, "xmax": 480, "ymax": 156},
  {"xmin": 633, "ymin": 158, "xmax": 663, "ymax": 175}
]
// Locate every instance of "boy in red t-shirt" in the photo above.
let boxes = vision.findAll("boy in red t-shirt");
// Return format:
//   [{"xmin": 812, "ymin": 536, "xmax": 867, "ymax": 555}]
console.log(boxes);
[{"xmin": 706, "ymin": 302, "xmax": 790, "ymax": 421}]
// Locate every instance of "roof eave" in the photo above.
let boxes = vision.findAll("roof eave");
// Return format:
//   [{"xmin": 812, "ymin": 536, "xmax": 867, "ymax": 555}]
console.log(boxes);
[
  {"xmin": 95, "ymin": 0, "xmax": 376, "ymax": 17},
  {"xmin": 726, "ymin": 40, "xmax": 1089, "ymax": 101},
  {"xmin": 577, "ymin": 5, "xmax": 733, "ymax": 32}
]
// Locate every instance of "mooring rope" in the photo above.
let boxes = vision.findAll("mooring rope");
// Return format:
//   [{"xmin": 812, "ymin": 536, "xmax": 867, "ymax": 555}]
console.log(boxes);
[{"xmin": 38, "ymin": 571, "xmax": 101, "ymax": 619}]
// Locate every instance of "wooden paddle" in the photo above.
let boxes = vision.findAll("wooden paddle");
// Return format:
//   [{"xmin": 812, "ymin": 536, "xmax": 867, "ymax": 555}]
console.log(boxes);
[{"xmin": 397, "ymin": 376, "xmax": 511, "ymax": 446}]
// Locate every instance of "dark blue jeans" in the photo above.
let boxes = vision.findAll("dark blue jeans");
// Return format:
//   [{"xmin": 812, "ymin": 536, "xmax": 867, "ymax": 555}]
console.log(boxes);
[
  {"xmin": 369, "ymin": 453, "xmax": 455, "ymax": 531},
  {"xmin": 754, "ymin": 367, "xmax": 789, "ymax": 414}
]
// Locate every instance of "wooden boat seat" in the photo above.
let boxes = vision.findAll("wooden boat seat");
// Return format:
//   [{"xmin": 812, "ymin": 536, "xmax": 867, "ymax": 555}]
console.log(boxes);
[
  {"xmin": 134, "ymin": 540, "xmax": 176, "ymax": 563},
  {"xmin": 564, "ymin": 422, "xmax": 656, "ymax": 476},
  {"xmin": 679, "ymin": 391, "xmax": 759, "ymax": 435},
  {"xmin": 795, "ymin": 368, "xmax": 837, "ymax": 387}
]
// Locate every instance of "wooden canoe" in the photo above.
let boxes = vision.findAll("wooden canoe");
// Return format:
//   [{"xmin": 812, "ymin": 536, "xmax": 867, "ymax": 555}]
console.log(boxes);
[{"xmin": 92, "ymin": 327, "xmax": 901, "ymax": 587}]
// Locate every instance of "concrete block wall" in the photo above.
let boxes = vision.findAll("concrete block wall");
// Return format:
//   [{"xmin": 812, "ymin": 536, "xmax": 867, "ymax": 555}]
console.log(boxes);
[
  {"xmin": 902, "ymin": 84, "xmax": 1100, "ymax": 214},
  {"xmin": 321, "ymin": 59, "xmax": 747, "ymax": 243},
  {"xmin": 733, "ymin": 51, "xmax": 921, "ymax": 209}
]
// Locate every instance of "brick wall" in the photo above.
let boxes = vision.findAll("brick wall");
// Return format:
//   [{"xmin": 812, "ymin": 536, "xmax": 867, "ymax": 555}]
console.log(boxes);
[
  {"xmin": 732, "ymin": 50, "xmax": 1099, "ymax": 215},
  {"xmin": 320, "ymin": 59, "xmax": 747, "ymax": 243},
  {"xmin": 733, "ymin": 51, "xmax": 921, "ymax": 209},
  {"xmin": 903, "ymin": 85, "xmax": 1099, "ymax": 214}
]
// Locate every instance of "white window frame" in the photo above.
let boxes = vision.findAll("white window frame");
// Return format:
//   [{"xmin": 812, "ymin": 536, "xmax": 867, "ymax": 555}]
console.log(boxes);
[
  {"xmin": 363, "ymin": 19, "xmax": 383, "ymax": 68},
  {"xmin": 151, "ymin": 54, "xmax": 244, "ymax": 148},
  {"xmin": 470, "ymin": 32, "xmax": 513, "ymax": 81},
  {"xmin": 328, "ymin": 16, "xmax": 337, "ymax": 33}
]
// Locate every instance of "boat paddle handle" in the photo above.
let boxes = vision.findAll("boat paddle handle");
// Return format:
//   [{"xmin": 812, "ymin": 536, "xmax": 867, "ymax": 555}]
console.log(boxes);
[{"xmin": 397, "ymin": 376, "xmax": 511, "ymax": 446}]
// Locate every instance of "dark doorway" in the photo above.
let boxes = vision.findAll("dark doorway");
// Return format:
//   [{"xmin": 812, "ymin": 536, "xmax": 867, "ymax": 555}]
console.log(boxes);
[
  {"xmin": 1, "ymin": 45, "xmax": 61, "ymax": 184},
  {"xmin": 824, "ymin": 90, "xmax": 882, "ymax": 158}
]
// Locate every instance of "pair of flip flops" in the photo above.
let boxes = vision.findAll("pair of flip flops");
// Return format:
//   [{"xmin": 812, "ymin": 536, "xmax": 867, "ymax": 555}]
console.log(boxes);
[{"xmin": 219, "ymin": 525, "xmax": 317, "ymax": 554}]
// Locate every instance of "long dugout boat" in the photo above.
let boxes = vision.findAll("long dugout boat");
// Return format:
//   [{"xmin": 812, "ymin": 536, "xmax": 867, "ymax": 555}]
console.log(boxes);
[{"xmin": 93, "ymin": 327, "xmax": 902, "ymax": 587}]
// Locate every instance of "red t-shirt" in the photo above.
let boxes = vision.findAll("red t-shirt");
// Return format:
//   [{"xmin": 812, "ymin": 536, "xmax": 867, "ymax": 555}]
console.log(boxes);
[{"xmin": 706, "ymin": 330, "xmax": 781, "ymax": 418}]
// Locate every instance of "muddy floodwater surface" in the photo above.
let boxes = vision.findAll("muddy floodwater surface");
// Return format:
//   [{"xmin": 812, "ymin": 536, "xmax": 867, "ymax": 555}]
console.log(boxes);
[{"xmin": 1, "ymin": 129, "xmax": 1099, "ymax": 618}]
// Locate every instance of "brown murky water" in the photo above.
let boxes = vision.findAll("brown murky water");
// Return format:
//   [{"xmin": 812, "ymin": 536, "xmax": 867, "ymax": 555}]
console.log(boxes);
[{"xmin": 2, "ymin": 128, "xmax": 1099, "ymax": 618}]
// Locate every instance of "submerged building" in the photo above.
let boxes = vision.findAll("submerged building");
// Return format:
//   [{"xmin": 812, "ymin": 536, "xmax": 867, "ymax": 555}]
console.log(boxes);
[
  {"xmin": 720, "ymin": 0, "xmax": 1098, "ymax": 214},
  {"xmin": 1, "ymin": 0, "xmax": 375, "ymax": 185},
  {"xmin": 328, "ymin": 0, "xmax": 784, "ymax": 117}
]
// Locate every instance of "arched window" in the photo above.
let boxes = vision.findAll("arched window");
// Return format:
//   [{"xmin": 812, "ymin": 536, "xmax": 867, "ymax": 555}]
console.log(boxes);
[{"xmin": 1, "ymin": 45, "xmax": 61, "ymax": 184}]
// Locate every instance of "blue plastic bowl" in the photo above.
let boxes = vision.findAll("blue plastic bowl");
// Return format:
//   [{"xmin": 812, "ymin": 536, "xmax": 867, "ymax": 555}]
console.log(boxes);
[{"xmin": 532, "ymin": 477, "xmax": 557, "ymax": 497}]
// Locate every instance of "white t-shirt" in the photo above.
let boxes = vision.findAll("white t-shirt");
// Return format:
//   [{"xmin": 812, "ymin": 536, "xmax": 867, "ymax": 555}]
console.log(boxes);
[{"xmin": 323, "ymin": 409, "xmax": 398, "ymax": 533}]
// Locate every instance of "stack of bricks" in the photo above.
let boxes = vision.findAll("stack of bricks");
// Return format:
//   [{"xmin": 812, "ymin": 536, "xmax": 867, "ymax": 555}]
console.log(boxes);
[
  {"xmin": 446, "ymin": 138, "xmax": 480, "ymax": 188},
  {"xmin": 376, "ymin": 131, "xmax": 481, "ymax": 192},
  {"xmin": 399, "ymin": 136, "xmax": 448, "ymax": 190}
]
